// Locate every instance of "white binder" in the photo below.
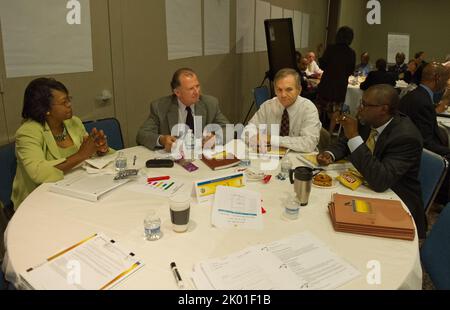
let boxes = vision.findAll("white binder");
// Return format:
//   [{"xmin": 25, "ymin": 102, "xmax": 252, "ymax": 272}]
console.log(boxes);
[{"xmin": 49, "ymin": 170, "xmax": 130, "ymax": 202}]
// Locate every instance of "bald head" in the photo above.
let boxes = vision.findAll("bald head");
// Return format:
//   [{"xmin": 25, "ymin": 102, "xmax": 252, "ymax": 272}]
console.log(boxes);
[
  {"xmin": 421, "ymin": 63, "xmax": 450, "ymax": 92},
  {"xmin": 365, "ymin": 84, "xmax": 399, "ymax": 114}
]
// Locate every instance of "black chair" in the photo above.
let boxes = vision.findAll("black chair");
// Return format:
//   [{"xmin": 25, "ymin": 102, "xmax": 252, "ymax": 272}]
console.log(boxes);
[
  {"xmin": 0, "ymin": 143, "xmax": 16, "ymax": 209},
  {"xmin": 83, "ymin": 118, "xmax": 125, "ymax": 150}
]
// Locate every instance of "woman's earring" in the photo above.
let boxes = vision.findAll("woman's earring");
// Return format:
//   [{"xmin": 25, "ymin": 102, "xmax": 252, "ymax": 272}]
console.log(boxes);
[{"xmin": 46, "ymin": 111, "xmax": 50, "ymax": 115}]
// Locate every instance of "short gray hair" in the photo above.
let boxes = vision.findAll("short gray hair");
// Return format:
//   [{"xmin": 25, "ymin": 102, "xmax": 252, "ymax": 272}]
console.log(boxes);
[{"xmin": 274, "ymin": 68, "xmax": 301, "ymax": 89}]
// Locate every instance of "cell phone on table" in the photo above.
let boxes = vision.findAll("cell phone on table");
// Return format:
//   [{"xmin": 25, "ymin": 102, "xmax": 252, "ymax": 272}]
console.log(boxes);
[{"xmin": 176, "ymin": 159, "xmax": 199, "ymax": 172}]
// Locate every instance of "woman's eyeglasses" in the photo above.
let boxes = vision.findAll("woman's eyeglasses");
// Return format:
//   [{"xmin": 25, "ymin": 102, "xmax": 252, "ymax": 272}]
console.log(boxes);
[{"xmin": 52, "ymin": 96, "xmax": 73, "ymax": 107}]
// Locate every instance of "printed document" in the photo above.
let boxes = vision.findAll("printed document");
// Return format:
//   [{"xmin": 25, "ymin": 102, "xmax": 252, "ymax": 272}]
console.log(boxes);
[
  {"xmin": 211, "ymin": 186, "xmax": 262, "ymax": 230},
  {"xmin": 261, "ymin": 232, "xmax": 360, "ymax": 289},
  {"xmin": 192, "ymin": 248, "xmax": 299, "ymax": 290},
  {"xmin": 191, "ymin": 232, "xmax": 360, "ymax": 290},
  {"xmin": 20, "ymin": 233, "xmax": 144, "ymax": 290}
]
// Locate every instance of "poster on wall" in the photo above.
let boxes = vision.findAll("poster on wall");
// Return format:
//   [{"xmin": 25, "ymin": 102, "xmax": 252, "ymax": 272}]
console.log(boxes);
[
  {"xmin": 300, "ymin": 13, "xmax": 310, "ymax": 49},
  {"xmin": 255, "ymin": 0, "xmax": 270, "ymax": 52},
  {"xmin": 293, "ymin": 11, "xmax": 302, "ymax": 49},
  {"xmin": 270, "ymin": 5, "xmax": 282, "ymax": 19},
  {"xmin": 387, "ymin": 33, "xmax": 410, "ymax": 64},
  {"xmin": 204, "ymin": 0, "xmax": 230, "ymax": 56},
  {"xmin": 0, "ymin": 0, "xmax": 93, "ymax": 78},
  {"xmin": 236, "ymin": 0, "xmax": 255, "ymax": 54},
  {"xmin": 166, "ymin": 0, "xmax": 202, "ymax": 60}
]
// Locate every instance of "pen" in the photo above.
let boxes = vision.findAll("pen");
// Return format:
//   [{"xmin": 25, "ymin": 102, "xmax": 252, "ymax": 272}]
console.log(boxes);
[
  {"xmin": 147, "ymin": 176, "xmax": 171, "ymax": 182},
  {"xmin": 133, "ymin": 155, "xmax": 137, "ymax": 166},
  {"xmin": 170, "ymin": 262, "xmax": 184, "ymax": 288}
]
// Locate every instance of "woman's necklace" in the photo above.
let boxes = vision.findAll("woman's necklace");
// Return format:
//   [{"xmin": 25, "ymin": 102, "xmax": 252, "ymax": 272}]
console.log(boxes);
[{"xmin": 53, "ymin": 125, "xmax": 67, "ymax": 142}]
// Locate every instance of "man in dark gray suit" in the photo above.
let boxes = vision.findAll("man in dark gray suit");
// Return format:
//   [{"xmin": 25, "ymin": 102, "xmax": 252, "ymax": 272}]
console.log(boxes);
[
  {"xmin": 137, "ymin": 68, "xmax": 230, "ymax": 151},
  {"xmin": 317, "ymin": 84, "xmax": 426, "ymax": 238}
]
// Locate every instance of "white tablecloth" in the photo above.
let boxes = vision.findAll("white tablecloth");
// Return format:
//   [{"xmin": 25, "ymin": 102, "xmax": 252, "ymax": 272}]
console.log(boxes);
[{"xmin": 3, "ymin": 146, "xmax": 422, "ymax": 290}]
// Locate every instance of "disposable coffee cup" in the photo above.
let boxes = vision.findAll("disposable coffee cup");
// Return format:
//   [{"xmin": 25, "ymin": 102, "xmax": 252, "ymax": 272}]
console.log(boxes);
[{"xmin": 169, "ymin": 195, "xmax": 191, "ymax": 233}]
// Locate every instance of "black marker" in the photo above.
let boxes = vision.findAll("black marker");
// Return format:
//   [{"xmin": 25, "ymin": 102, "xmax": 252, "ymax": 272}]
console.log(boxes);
[{"xmin": 170, "ymin": 262, "xmax": 184, "ymax": 288}]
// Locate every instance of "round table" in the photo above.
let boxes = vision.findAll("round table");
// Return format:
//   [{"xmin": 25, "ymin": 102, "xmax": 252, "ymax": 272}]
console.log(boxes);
[{"xmin": 3, "ymin": 146, "xmax": 422, "ymax": 289}]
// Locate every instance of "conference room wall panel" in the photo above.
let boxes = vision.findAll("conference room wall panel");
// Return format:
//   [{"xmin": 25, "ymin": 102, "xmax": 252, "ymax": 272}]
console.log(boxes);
[
  {"xmin": 338, "ymin": 0, "xmax": 366, "ymax": 60},
  {"xmin": 0, "ymin": 0, "xmax": 116, "ymax": 144},
  {"xmin": 361, "ymin": 0, "xmax": 450, "ymax": 63}
]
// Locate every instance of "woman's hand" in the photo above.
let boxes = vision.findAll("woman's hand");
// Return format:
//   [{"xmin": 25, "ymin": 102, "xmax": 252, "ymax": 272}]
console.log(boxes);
[
  {"xmin": 90, "ymin": 128, "xmax": 109, "ymax": 156},
  {"xmin": 78, "ymin": 135, "xmax": 97, "ymax": 160}
]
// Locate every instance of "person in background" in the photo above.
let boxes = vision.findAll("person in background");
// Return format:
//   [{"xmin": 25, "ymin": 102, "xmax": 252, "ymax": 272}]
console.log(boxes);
[
  {"xmin": 305, "ymin": 51, "xmax": 323, "ymax": 78},
  {"xmin": 443, "ymin": 54, "xmax": 450, "ymax": 67},
  {"xmin": 402, "ymin": 59, "xmax": 418, "ymax": 84},
  {"xmin": 317, "ymin": 84, "xmax": 426, "ymax": 238},
  {"xmin": 136, "ymin": 68, "xmax": 230, "ymax": 151},
  {"xmin": 414, "ymin": 51, "xmax": 427, "ymax": 67},
  {"xmin": 413, "ymin": 51, "xmax": 428, "ymax": 85},
  {"xmin": 400, "ymin": 63, "xmax": 450, "ymax": 205},
  {"xmin": 355, "ymin": 52, "xmax": 373, "ymax": 77},
  {"xmin": 296, "ymin": 51, "xmax": 317, "ymax": 101},
  {"xmin": 246, "ymin": 68, "xmax": 321, "ymax": 153},
  {"xmin": 12, "ymin": 78, "xmax": 111, "ymax": 210},
  {"xmin": 360, "ymin": 58, "xmax": 396, "ymax": 90},
  {"xmin": 434, "ymin": 77, "xmax": 450, "ymax": 114},
  {"xmin": 389, "ymin": 52, "xmax": 408, "ymax": 80},
  {"xmin": 316, "ymin": 26, "xmax": 356, "ymax": 133},
  {"xmin": 400, "ymin": 63, "xmax": 450, "ymax": 157}
]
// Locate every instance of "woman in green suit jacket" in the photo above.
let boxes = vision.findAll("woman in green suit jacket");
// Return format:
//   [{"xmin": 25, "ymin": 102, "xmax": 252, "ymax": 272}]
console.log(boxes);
[{"xmin": 11, "ymin": 78, "xmax": 111, "ymax": 210}]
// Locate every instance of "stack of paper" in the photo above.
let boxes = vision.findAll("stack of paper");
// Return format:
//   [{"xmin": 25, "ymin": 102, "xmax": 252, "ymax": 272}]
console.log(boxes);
[
  {"xmin": 20, "ymin": 233, "xmax": 144, "ymax": 290},
  {"xmin": 298, "ymin": 154, "xmax": 354, "ymax": 171},
  {"xmin": 328, "ymin": 194, "xmax": 415, "ymax": 240},
  {"xmin": 85, "ymin": 153, "xmax": 116, "ymax": 170},
  {"xmin": 250, "ymin": 146, "xmax": 289, "ymax": 158},
  {"xmin": 191, "ymin": 232, "xmax": 360, "ymax": 290}
]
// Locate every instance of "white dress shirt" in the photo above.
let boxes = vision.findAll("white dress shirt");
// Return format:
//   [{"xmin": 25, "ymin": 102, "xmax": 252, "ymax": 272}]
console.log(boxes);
[
  {"xmin": 306, "ymin": 60, "xmax": 323, "ymax": 76},
  {"xmin": 156, "ymin": 99, "xmax": 197, "ymax": 147},
  {"xmin": 247, "ymin": 96, "xmax": 321, "ymax": 152}
]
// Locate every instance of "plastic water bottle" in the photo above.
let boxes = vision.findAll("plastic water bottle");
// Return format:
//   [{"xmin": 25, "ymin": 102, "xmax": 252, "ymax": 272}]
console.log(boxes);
[
  {"xmin": 280, "ymin": 156, "xmax": 293, "ymax": 178},
  {"xmin": 184, "ymin": 129, "xmax": 195, "ymax": 161},
  {"xmin": 144, "ymin": 210, "xmax": 162, "ymax": 241},
  {"xmin": 115, "ymin": 151, "xmax": 127, "ymax": 171}
]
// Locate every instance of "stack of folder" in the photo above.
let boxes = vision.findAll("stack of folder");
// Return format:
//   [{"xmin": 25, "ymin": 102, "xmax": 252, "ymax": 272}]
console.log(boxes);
[{"xmin": 328, "ymin": 194, "xmax": 415, "ymax": 241}]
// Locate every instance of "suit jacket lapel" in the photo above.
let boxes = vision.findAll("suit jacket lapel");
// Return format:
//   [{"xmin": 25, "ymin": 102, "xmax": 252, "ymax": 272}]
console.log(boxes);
[
  {"xmin": 43, "ymin": 122, "xmax": 61, "ymax": 159},
  {"xmin": 194, "ymin": 99, "xmax": 207, "ymax": 132},
  {"xmin": 167, "ymin": 97, "xmax": 179, "ymax": 134},
  {"xmin": 373, "ymin": 116, "xmax": 398, "ymax": 156}
]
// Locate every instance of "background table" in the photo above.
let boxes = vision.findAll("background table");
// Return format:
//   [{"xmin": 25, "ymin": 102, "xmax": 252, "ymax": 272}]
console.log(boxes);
[{"xmin": 3, "ymin": 146, "xmax": 422, "ymax": 289}]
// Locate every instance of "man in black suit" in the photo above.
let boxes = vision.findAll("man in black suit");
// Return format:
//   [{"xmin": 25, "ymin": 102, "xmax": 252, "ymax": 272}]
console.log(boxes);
[
  {"xmin": 400, "ymin": 63, "xmax": 450, "ymax": 204},
  {"xmin": 388, "ymin": 52, "xmax": 408, "ymax": 80},
  {"xmin": 360, "ymin": 58, "xmax": 396, "ymax": 90},
  {"xmin": 317, "ymin": 84, "xmax": 426, "ymax": 238},
  {"xmin": 399, "ymin": 63, "xmax": 450, "ymax": 157}
]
